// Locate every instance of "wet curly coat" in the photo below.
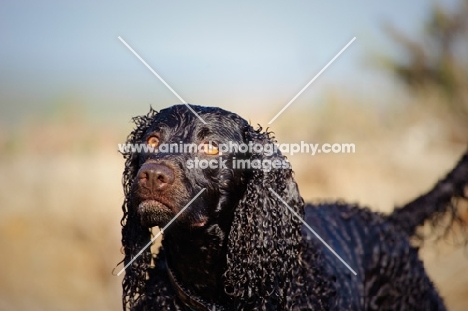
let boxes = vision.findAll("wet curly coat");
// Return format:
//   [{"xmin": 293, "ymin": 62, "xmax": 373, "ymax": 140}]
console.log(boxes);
[{"xmin": 119, "ymin": 104, "xmax": 468, "ymax": 310}]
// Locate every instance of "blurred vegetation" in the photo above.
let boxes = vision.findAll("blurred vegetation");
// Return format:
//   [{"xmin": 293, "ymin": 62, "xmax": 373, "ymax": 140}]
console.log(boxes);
[{"xmin": 380, "ymin": 0, "xmax": 468, "ymax": 139}]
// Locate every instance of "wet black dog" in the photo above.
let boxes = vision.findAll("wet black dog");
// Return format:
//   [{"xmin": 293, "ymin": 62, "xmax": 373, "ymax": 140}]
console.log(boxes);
[{"xmin": 119, "ymin": 104, "xmax": 468, "ymax": 310}]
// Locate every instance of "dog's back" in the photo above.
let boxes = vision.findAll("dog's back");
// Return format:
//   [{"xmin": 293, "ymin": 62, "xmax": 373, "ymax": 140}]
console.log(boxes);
[{"xmin": 303, "ymin": 149, "xmax": 468, "ymax": 310}]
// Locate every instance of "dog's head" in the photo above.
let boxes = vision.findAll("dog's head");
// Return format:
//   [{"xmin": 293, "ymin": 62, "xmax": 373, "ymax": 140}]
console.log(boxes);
[
  {"xmin": 128, "ymin": 105, "xmax": 250, "ymax": 229},
  {"xmin": 120, "ymin": 105, "xmax": 316, "ymax": 309}
]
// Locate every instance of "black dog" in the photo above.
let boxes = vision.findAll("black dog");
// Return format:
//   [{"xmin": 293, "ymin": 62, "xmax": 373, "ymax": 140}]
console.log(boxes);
[{"xmin": 119, "ymin": 104, "xmax": 468, "ymax": 310}]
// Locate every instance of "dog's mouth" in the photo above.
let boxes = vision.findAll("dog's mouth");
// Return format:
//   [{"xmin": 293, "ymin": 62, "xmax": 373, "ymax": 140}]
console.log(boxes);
[
  {"xmin": 137, "ymin": 198, "xmax": 210, "ymax": 228},
  {"xmin": 136, "ymin": 199, "xmax": 174, "ymax": 227},
  {"xmin": 138, "ymin": 199, "xmax": 172, "ymax": 213}
]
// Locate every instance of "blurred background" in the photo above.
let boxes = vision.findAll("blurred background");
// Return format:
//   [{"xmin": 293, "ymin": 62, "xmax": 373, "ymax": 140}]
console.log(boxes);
[{"xmin": 1, "ymin": 0, "xmax": 468, "ymax": 310}]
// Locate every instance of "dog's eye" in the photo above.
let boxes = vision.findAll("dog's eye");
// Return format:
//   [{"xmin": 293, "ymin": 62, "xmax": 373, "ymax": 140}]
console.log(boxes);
[
  {"xmin": 202, "ymin": 142, "xmax": 219, "ymax": 155},
  {"xmin": 147, "ymin": 136, "xmax": 159, "ymax": 148}
]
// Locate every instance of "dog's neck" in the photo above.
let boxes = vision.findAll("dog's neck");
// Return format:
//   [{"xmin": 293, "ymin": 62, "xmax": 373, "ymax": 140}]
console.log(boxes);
[
  {"xmin": 162, "ymin": 221, "xmax": 231, "ymax": 303},
  {"xmin": 160, "ymin": 185, "xmax": 245, "ymax": 306}
]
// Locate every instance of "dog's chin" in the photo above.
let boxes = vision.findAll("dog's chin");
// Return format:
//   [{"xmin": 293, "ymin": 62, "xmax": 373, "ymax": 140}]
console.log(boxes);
[{"xmin": 137, "ymin": 200, "xmax": 173, "ymax": 228}]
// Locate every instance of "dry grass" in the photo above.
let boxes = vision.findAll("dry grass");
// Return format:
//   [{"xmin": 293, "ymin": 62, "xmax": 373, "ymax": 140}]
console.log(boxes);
[{"xmin": 0, "ymin": 153, "xmax": 123, "ymax": 311}]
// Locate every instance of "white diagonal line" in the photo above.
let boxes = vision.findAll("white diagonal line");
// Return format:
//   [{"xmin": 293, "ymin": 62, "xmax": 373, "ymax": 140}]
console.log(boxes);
[
  {"xmin": 117, "ymin": 36, "xmax": 207, "ymax": 124},
  {"xmin": 269, "ymin": 188, "xmax": 357, "ymax": 276},
  {"xmin": 117, "ymin": 36, "xmax": 185, "ymax": 102},
  {"xmin": 268, "ymin": 37, "xmax": 356, "ymax": 124},
  {"xmin": 117, "ymin": 188, "xmax": 206, "ymax": 276}
]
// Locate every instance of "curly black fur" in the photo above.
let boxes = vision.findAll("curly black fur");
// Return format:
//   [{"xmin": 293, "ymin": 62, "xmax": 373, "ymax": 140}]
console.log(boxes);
[{"xmin": 118, "ymin": 104, "xmax": 468, "ymax": 311}]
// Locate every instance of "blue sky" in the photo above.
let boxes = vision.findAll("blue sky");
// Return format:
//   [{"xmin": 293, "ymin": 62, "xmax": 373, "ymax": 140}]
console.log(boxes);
[{"xmin": 0, "ymin": 0, "xmax": 460, "ymax": 124}]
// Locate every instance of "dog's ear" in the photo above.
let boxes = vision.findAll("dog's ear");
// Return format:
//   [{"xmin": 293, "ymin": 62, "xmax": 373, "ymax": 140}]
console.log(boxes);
[
  {"xmin": 223, "ymin": 125, "xmax": 305, "ymax": 309},
  {"xmin": 120, "ymin": 108, "xmax": 158, "ymax": 310}
]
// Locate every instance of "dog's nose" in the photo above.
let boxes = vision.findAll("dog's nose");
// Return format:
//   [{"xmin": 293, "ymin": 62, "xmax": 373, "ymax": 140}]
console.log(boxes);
[{"xmin": 138, "ymin": 163, "xmax": 175, "ymax": 191}]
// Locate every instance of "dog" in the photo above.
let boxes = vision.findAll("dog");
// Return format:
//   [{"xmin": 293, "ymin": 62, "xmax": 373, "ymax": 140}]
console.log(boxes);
[{"xmin": 119, "ymin": 104, "xmax": 468, "ymax": 310}]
